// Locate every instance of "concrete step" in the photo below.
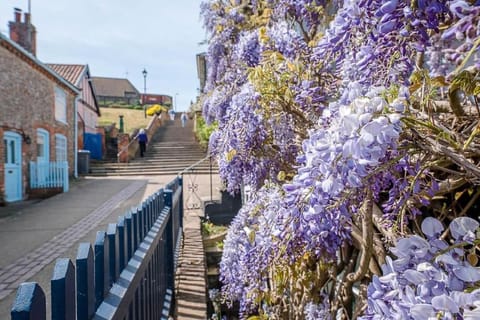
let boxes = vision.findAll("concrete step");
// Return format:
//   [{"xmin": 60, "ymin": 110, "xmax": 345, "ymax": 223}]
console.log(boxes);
[
  {"xmin": 89, "ymin": 117, "xmax": 210, "ymax": 177},
  {"xmin": 90, "ymin": 165, "xmax": 216, "ymax": 172},
  {"xmin": 91, "ymin": 159, "xmax": 212, "ymax": 167},
  {"xmin": 87, "ymin": 169, "xmax": 217, "ymax": 176}
]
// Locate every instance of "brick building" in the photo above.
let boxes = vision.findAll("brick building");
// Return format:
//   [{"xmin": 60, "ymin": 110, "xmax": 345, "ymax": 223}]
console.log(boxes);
[
  {"xmin": 0, "ymin": 9, "xmax": 79, "ymax": 203},
  {"xmin": 141, "ymin": 93, "xmax": 172, "ymax": 107}
]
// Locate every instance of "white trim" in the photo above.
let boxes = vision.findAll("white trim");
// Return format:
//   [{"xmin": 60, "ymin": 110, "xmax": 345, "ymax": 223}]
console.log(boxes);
[{"xmin": 74, "ymin": 96, "xmax": 79, "ymax": 178}]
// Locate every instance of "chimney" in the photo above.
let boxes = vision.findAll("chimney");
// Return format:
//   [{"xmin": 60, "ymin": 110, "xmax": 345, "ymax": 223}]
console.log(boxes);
[
  {"xmin": 24, "ymin": 12, "xmax": 30, "ymax": 24},
  {"xmin": 14, "ymin": 8, "xmax": 21, "ymax": 22},
  {"xmin": 8, "ymin": 7, "xmax": 37, "ymax": 56}
]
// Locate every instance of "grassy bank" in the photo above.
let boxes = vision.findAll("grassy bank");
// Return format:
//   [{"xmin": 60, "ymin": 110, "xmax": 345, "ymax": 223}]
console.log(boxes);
[{"xmin": 99, "ymin": 107, "xmax": 151, "ymax": 134}]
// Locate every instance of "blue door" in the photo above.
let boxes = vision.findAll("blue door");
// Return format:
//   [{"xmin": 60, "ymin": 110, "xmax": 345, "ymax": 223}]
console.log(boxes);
[{"xmin": 3, "ymin": 132, "xmax": 22, "ymax": 202}]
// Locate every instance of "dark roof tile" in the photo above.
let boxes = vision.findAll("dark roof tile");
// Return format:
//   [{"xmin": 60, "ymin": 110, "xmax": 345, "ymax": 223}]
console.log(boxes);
[{"xmin": 90, "ymin": 77, "xmax": 139, "ymax": 97}]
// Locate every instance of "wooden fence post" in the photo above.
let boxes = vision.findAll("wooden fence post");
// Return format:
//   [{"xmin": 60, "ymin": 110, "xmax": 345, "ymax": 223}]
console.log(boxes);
[
  {"xmin": 51, "ymin": 258, "xmax": 75, "ymax": 320},
  {"xmin": 117, "ymin": 216, "xmax": 127, "ymax": 271},
  {"xmin": 11, "ymin": 282, "xmax": 46, "ymax": 320},
  {"xmin": 139, "ymin": 203, "xmax": 146, "ymax": 241},
  {"xmin": 76, "ymin": 243, "xmax": 95, "ymax": 320},
  {"xmin": 107, "ymin": 223, "xmax": 120, "ymax": 285},
  {"xmin": 94, "ymin": 231, "xmax": 110, "ymax": 309},
  {"xmin": 125, "ymin": 211, "xmax": 134, "ymax": 261},
  {"xmin": 132, "ymin": 208, "xmax": 140, "ymax": 251},
  {"xmin": 163, "ymin": 189, "xmax": 175, "ymax": 290}
]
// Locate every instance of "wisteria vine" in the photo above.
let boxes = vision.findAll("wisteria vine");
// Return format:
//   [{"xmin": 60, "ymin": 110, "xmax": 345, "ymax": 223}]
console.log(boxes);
[{"xmin": 200, "ymin": 0, "xmax": 480, "ymax": 319}]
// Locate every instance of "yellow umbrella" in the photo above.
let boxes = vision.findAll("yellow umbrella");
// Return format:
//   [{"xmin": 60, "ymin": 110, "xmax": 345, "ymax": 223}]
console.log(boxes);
[{"xmin": 146, "ymin": 104, "xmax": 169, "ymax": 116}]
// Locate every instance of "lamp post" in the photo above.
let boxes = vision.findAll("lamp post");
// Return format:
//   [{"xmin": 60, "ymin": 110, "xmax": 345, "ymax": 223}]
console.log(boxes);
[
  {"xmin": 142, "ymin": 68, "xmax": 147, "ymax": 118},
  {"xmin": 174, "ymin": 93, "xmax": 179, "ymax": 112}
]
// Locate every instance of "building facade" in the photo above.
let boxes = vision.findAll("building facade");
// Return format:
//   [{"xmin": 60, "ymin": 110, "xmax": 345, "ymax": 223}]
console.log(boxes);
[
  {"xmin": 0, "ymin": 13, "xmax": 79, "ymax": 203},
  {"xmin": 47, "ymin": 64, "xmax": 101, "ymax": 149}
]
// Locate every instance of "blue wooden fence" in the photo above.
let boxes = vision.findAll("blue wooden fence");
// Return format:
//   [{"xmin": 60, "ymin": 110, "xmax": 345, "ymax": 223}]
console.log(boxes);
[
  {"xmin": 10, "ymin": 177, "xmax": 184, "ymax": 320},
  {"xmin": 29, "ymin": 161, "xmax": 69, "ymax": 192}
]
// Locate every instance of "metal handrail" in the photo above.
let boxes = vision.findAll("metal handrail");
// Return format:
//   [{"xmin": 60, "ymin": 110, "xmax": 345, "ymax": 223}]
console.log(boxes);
[
  {"xmin": 177, "ymin": 155, "xmax": 216, "ymax": 203},
  {"xmin": 116, "ymin": 136, "xmax": 136, "ymax": 162},
  {"xmin": 116, "ymin": 113, "xmax": 163, "ymax": 162},
  {"xmin": 176, "ymin": 155, "xmax": 211, "ymax": 176}
]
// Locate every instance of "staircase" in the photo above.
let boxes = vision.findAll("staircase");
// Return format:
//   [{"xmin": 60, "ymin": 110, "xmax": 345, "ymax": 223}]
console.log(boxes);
[{"xmin": 89, "ymin": 114, "xmax": 215, "ymax": 176}]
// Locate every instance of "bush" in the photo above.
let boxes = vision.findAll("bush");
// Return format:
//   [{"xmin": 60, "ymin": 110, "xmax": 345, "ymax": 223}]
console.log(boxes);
[
  {"xmin": 146, "ymin": 105, "xmax": 169, "ymax": 116},
  {"xmin": 196, "ymin": 116, "xmax": 218, "ymax": 149}
]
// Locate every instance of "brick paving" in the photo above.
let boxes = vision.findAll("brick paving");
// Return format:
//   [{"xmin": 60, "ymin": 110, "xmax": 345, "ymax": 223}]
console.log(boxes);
[
  {"xmin": 175, "ymin": 209, "xmax": 208, "ymax": 320},
  {"xmin": 0, "ymin": 180, "xmax": 145, "ymax": 301}
]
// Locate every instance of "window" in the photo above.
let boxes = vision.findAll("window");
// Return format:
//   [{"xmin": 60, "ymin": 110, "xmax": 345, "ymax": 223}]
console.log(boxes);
[
  {"xmin": 55, "ymin": 86, "xmax": 67, "ymax": 122},
  {"xmin": 36, "ymin": 129, "xmax": 49, "ymax": 163},
  {"xmin": 4, "ymin": 139, "xmax": 16, "ymax": 164},
  {"xmin": 37, "ymin": 132, "xmax": 45, "ymax": 158},
  {"xmin": 55, "ymin": 134, "xmax": 67, "ymax": 161}
]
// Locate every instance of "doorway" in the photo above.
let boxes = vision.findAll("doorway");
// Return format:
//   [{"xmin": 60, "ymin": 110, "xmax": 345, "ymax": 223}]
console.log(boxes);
[{"xmin": 3, "ymin": 132, "xmax": 22, "ymax": 202}]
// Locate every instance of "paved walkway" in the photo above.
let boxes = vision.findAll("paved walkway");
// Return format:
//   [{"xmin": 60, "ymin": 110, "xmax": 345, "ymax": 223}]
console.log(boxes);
[
  {"xmin": 0, "ymin": 173, "xmax": 221, "ymax": 319},
  {"xmin": 176, "ymin": 211, "xmax": 208, "ymax": 319}
]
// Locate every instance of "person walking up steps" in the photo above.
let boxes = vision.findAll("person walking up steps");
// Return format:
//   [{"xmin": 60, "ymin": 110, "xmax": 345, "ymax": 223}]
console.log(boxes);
[
  {"xmin": 169, "ymin": 109, "xmax": 175, "ymax": 121},
  {"xmin": 181, "ymin": 112, "xmax": 188, "ymax": 127},
  {"xmin": 136, "ymin": 128, "xmax": 148, "ymax": 157}
]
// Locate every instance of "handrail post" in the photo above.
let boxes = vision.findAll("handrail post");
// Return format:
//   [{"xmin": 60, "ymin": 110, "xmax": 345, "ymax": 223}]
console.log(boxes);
[
  {"xmin": 210, "ymin": 155, "xmax": 213, "ymax": 201},
  {"xmin": 178, "ymin": 176, "xmax": 184, "ymax": 230}
]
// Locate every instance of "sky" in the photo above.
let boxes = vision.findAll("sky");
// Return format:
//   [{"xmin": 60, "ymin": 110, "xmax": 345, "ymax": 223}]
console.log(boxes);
[{"xmin": 0, "ymin": 0, "xmax": 207, "ymax": 112}]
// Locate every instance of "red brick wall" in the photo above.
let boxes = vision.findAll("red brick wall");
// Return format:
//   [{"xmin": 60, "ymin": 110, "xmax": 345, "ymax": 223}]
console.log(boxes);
[{"xmin": 0, "ymin": 45, "xmax": 76, "ymax": 200}]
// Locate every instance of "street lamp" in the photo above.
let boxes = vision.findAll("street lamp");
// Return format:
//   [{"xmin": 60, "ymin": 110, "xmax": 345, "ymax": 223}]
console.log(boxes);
[
  {"xmin": 175, "ymin": 93, "xmax": 179, "ymax": 112},
  {"xmin": 142, "ymin": 68, "xmax": 147, "ymax": 118}
]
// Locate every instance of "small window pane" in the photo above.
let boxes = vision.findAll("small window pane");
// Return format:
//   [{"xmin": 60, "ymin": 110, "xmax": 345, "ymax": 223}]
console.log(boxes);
[
  {"xmin": 37, "ymin": 135, "xmax": 44, "ymax": 158},
  {"xmin": 10, "ymin": 140, "xmax": 15, "ymax": 164}
]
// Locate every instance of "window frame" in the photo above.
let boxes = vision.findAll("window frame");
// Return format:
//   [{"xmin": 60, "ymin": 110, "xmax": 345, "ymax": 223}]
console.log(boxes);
[{"xmin": 55, "ymin": 133, "xmax": 67, "ymax": 162}]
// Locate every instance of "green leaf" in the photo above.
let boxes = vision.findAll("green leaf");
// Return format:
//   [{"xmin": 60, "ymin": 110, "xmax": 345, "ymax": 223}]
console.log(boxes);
[{"xmin": 454, "ymin": 190, "xmax": 465, "ymax": 201}]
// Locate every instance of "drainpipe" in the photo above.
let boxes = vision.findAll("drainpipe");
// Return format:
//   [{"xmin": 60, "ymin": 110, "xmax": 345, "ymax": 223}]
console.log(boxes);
[{"xmin": 74, "ymin": 96, "xmax": 79, "ymax": 178}]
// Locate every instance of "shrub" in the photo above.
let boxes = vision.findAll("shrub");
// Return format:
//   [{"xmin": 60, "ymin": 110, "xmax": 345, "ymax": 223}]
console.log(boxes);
[{"xmin": 196, "ymin": 116, "xmax": 218, "ymax": 149}]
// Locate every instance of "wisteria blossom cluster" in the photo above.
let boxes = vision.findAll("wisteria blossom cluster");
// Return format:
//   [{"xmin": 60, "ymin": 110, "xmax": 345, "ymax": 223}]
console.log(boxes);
[
  {"xmin": 441, "ymin": 1, "xmax": 480, "ymax": 69},
  {"xmin": 362, "ymin": 216, "xmax": 480, "ymax": 319},
  {"xmin": 219, "ymin": 184, "xmax": 285, "ymax": 315},
  {"xmin": 202, "ymin": 1, "xmax": 325, "ymax": 192},
  {"xmin": 200, "ymin": 0, "xmax": 480, "ymax": 318},
  {"xmin": 313, "ymin": 0, "xmax": 452, "ymax": 86},
  {"xmin": 279, "ymin": 84, "xmax": 404, "ymax": 260}
]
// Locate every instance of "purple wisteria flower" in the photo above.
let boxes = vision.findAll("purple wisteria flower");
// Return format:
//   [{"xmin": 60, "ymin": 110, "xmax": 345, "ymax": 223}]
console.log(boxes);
[
  {"xmin": 277, "ymin": 85, "xmax": 405, "ymax": 262},
  {"xmin": 220, "ymin": 184, "xmax": 285, "ymax": 315},
  {"xmin": 362, "ymin": 216, "xmax": 480, "ymax": 320}
]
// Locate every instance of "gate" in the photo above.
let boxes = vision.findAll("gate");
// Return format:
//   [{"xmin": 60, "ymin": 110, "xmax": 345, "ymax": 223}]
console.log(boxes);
[{"xmin": 179, "ymin": 156, "xmax": 215, "ymax": 211}]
